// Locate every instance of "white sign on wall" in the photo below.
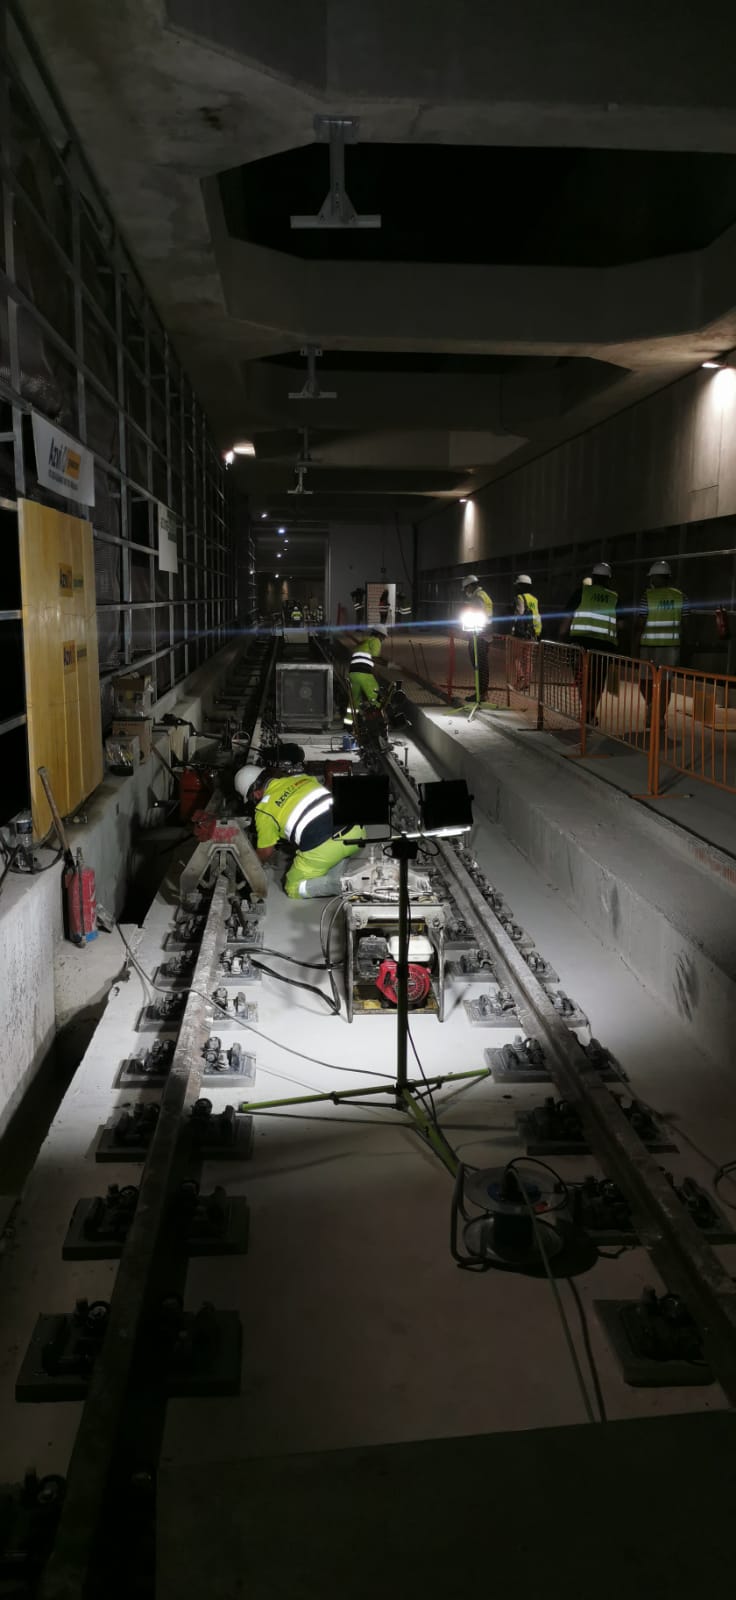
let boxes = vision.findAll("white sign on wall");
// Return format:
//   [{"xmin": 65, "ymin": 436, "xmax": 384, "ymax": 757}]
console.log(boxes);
[
  {"xmin": 32, "ymin": 414, "xmax": 95, "ymax": 506},
  {"xmin": 157, "ymin": 502, "xmax": 179, "ymax": 574}
]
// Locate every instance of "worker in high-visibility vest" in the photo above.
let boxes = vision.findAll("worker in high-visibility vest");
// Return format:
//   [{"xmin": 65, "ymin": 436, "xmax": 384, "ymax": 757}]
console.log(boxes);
[
  {"xmin": 396, "ymin": 589, "xmax": 412, "ymax": 622},
  {"xmin": 351, "ymin": 586, "xmax": 366, "ymax": 624},
  {"xmin": 512, "ymin": 574, "xmax": 542, "ymax": 640},
  {"xmin": 633, "ymin": 559, "xmax": 686, "ymax": 727},
  {"xmin": 344, "ymin": 625, "xmax": 387, "ymax": 729},
  {"xmin": 460, "ymin": 575, "xmax": 493, "ymax": 700},
  {"xmin": 234, "ymin": 766, "xmax": 364, "ymax": 898},
  {"xmin": 511, "ymin": 573, "xmax": 542, "ymax": 693},
  {"xmin": 560, "ymin": 562, "xmax": 619, "ymax": 726}
]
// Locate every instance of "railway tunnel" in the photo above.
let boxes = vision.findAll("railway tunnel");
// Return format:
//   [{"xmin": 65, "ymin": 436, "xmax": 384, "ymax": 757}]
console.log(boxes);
[{"xmin": 2, "ymin": 4, "xmax": 736, "ymax": 1596}]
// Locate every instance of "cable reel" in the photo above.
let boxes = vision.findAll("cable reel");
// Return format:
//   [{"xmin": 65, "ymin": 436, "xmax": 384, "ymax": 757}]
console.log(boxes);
[{"xmin": 451, "ymin": 1162, "xmax": 571, "ymax": 1273}]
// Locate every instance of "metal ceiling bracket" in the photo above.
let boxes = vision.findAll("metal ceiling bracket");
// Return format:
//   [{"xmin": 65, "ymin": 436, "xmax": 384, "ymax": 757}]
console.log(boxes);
[
  {"xmin": 288, "ymin": 345, "xmax": 337, "ymax": 401},
  {"xmin": 290, "ymin": 115, "xmax": 381, "ymax": 230}
]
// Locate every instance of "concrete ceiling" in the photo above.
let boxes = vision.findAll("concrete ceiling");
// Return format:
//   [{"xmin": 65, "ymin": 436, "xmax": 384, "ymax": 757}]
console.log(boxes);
[{"xmin": 18, "ymin": 0, "xmax": 736, "ymax": 527}]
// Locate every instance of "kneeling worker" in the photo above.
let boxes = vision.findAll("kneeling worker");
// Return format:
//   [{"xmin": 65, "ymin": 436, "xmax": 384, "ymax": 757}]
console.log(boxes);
[
  {"xmin": 345, "ymin": 624, "xmax": 388, "ymax": 729},
  {"xmin": 235, "ymin": 765, "xmax": 364, "ymax": 899}
]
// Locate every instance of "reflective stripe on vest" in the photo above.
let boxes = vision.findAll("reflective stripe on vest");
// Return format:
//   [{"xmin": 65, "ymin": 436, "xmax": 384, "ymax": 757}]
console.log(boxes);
[
  {"xmin": 257, "ymin": 776, "xmax": 333, "ymax": 848},
  {"xmin": 570, "ymin": 585, "xmax": 618, "ymax": 642},
  {"xmin": 282, "ymin": 785, "xmax": 333, "ymax": 846},
  {"xmin": 641, "ymin": 587, "xmax": 683, "ymax": 648},
  {"xmin": 350, "ymin": 651, "xmax": 376, "ymax": 671}
]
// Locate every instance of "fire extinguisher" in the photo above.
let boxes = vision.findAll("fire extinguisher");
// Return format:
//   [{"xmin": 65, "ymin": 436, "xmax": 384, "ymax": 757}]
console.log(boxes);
[
  {"xmin": 716, "ymin": 606, "xmax": 730, "ymax": 640},
  {"xmin": 38, "ymin": 766, "xmax": 97, "ymax": 945}
]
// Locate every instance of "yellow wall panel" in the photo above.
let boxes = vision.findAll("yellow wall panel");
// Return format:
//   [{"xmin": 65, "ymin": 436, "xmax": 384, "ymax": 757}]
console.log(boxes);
[{"xmin": 18, "ymin": 499, "xmax": 104, "ymax": 837}]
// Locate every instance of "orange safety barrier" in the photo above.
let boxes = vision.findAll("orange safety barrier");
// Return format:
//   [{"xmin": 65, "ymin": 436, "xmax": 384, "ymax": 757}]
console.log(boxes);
[
  {"xmin": 653, "ymin": 665, "xmax": 736, "ymax": 796},
  {"xmin": 580, "ymin": 649, "xmax": 654, "ymax": 760},
  {"xmin": 375, "ymin": 627, "xmax": 736, "ymax": 803}
]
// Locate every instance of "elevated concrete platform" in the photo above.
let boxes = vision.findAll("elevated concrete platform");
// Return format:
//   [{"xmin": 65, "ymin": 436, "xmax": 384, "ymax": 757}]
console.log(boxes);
[{"xmin": 403, "ymin": 700, "xmax": 736, "ymax": 1070}]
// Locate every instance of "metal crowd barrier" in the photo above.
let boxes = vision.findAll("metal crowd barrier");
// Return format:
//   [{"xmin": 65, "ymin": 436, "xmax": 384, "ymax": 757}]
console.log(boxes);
[
  {"xmin": 399, "ymin": 629, "xmax": 736, "ymax": 803},
  {"xmin": 654, "ymin": 666, "xmax": 736, "ymax": 796}
]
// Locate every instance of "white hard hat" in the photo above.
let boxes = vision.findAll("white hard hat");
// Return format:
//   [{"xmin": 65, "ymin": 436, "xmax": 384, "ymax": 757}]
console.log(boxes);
[
  {"xmin": 592, "ymin": 561, "xmax": 612, "ymax": 579},
  {"xmin": 372, "ymin": 624, "xmax": 388, "ymax": 638},
  {"xmin": 462, "ymin": 574, "xmax": 479, "ymax": 588},
  {"xmin": 515, "ymin": 573, "xmax": 532, "ymax": 587},
  {"xmin": 234, "ymin": 764, "xmax": 264, "ymax": 800},
  {"xmin": 649, "ymin": 559, "xmax": 671, "ymax": 578}
]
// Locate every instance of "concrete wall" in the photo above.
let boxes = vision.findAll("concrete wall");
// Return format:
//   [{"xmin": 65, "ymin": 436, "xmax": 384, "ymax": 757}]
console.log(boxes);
[
  {"xmin": 418, "ymin": 364, "xmax": 736, "ymax": 572},
  {"xmin": 0, "ymin": 640, "xmax": 242, "ymax": 1140},
  {"xmin": 328, "ymin": 521, "xmax": 414, "ymax": 623}
]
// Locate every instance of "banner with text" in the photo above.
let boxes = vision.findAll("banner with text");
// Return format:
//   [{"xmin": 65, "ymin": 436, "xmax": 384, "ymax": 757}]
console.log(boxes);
[{"xmin": 31, "ymin": 414, "xmax": 95, "ymax": 506}]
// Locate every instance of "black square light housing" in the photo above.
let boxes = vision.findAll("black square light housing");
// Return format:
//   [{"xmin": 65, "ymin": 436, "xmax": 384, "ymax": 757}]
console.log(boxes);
[{"xmin": 331, "ymin": 774, "xmax": 391, "ymax": 829}]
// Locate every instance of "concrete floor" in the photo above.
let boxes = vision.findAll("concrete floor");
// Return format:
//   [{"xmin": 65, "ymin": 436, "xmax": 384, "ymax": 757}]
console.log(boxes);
[{"xmin": 1, "ymin": 725, "xmax": 734, "ymax": 1503}]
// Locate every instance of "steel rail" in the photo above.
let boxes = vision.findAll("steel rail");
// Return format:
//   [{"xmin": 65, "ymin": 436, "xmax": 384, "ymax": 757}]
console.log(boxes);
[
  {"xmin": 39, "ymin": 875, "xmax": 231, "ymax": 1600},
  {"xmin": 379, "ymin": 745, "xmax": 736, "ymax": 1404}
]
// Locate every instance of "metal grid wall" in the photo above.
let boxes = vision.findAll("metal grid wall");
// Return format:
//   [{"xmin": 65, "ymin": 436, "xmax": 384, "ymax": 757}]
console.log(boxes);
[{"xmin": 0, "ymin": 6, "xmax": 236, "ymax": 813}]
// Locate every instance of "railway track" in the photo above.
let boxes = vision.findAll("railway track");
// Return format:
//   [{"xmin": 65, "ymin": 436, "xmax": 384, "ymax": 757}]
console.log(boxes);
[{"xmin": 2, "ymin": 629, "xmax": 736, "ymax": 1595}]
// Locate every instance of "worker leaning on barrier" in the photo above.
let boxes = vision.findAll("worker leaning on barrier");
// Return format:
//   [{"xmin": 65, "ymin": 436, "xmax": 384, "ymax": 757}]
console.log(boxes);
[
  {"xmin": 344, "ymin": 624, "xmax": 387, "ymax": 729},
  {"xmin": 234, "ymin": 765, "xmax": 364, "ymax": 899},
  {"xmin": 633, "ymin": 559, "xmax": 687, "ymax": 727}
]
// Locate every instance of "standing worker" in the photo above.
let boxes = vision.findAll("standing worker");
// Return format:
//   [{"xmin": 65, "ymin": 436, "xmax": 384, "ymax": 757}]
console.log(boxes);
[
  {"xmin": 289, "ymin": 599, "xmax": 304, "ymax": 625},
  {"xmin": 561, "ymin": 561, "xmax": 619, "ymax": 726},
  {"xmin": 396, "ymin": 588, "xmax": 412, "ymax": 624},
  {"xmin": 460, "ymin": 574, "xmax": 493, "ymax": 701},
  {"xmin": 344, "ymin": 624, "xmax": 388, "ymax": 731},
  {"xmin": 379, "ymin": 587, "xmax": 391, "ymax": 624},
  {"xmin": 633, "ymin": 560, "xmax": 686, "ymax": 728},
  {"xmin": 511, "ymin": 571, "xmax": 542, "ymax": 692},
  {"xmin": 512, "ymin": 574, "xmax": 542, "ymax": 641},
  {"xmin": 235, "ymin": 766, "xmax": 365, "ymax": 899},
  {"xmin": 351, "ymin": 586, "xmax": 366, "ymax": 625}
]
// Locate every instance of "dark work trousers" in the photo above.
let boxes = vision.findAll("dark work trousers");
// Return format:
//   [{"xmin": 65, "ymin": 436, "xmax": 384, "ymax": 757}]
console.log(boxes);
[{"xmin": 573, "ymin": 638, "xmax": 614, "ymax": 724}]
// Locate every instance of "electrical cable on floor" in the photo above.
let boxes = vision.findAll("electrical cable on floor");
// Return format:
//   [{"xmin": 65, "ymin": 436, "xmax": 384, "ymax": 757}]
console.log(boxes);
[
  {"xmin": 244, "ymin": 954, "xmax": 340, "ymax": 1015},
  {"xmin": 511, "ymin": 1164, "xmax": 599, "ymax": 1426},
  {"xmin": 565, "ymin": 1277, "xmax": 608, "ymax": 1425},
  {"xmin": 114, "ymin": 922, "xmax": 395, "ymax": 1083}
]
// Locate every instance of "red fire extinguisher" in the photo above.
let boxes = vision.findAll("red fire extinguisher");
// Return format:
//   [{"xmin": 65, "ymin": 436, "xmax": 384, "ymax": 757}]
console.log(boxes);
[
  {"xmin": 716, "ymin": 606, "xmax": 730, "ymax": 640},
  {"xmin": 65, "ymin": 849, "xmax": 98, "ymax": 945},
  {"xmin": 38, "ymin": 766, "xmax": 98, "ymax": 945}
]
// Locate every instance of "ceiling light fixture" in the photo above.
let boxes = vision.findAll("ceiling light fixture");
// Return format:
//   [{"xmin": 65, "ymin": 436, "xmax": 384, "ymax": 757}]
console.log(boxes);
[
  {"xmin": 459, "ymin": 497, "xmax": 468, "ymax": 503},
  {"xmin": 232, "ymin": 440, "xmax": 255, "ymax": 456},
  {"xmin": 278, "ymin": 526, "xmax": 286, "ymax": 534},
  {"xmin": 224, "ymin": 450, "xmax": 235, "ymax": 467},
  {"xmin": 260, "ymin": 511, "xmax": 268, "ymax": 519},
  {"xmin": 702, "ymin": 358, "xmax": 726, "ymax": 369}
]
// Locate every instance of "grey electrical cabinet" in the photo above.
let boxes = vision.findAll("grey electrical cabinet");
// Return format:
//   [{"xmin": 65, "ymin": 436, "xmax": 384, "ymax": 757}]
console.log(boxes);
[{"xmin": 275, "ymin": 663, "xmax": 334, "ymax": 730}]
